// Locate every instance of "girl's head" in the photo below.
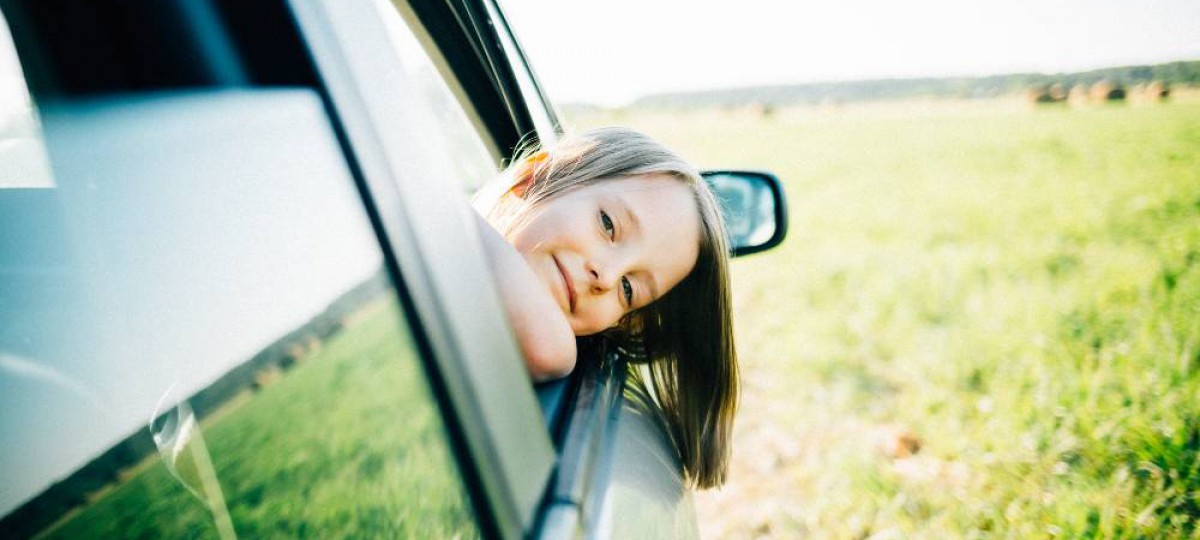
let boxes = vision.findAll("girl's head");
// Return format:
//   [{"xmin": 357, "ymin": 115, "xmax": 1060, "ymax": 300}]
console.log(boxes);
[{"xmin": 481, "ymin": 127, "xmax": 738, "ymax": 488}]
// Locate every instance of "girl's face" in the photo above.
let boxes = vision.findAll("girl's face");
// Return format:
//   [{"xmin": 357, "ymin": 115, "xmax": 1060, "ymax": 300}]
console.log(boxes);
[{"xmin": 508, "ymin": 174, "xmax": 701, "ymax": 336}]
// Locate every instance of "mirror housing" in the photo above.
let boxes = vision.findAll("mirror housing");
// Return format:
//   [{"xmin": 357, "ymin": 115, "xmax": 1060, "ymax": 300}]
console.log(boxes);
[{"xmin": 702, "ymin": 170, "xmax": 788, "ymax": 257}]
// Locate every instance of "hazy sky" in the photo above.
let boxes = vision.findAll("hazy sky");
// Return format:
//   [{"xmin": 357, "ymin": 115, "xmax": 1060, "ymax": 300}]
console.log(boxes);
[{"xmin": 502, "ymin": 0, "xmax": 1200, "ymax": 105}]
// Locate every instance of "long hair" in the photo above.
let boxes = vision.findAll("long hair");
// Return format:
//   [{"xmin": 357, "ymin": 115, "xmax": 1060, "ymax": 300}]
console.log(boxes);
[{"xmin": 477, "ymin": 127, "xmax": 738, "ymax": 488}]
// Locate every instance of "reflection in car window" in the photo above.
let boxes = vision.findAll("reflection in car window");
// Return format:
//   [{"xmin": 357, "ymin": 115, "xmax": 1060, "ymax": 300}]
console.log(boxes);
[
  {"xmin": 379, "ymin": 0, "xmax": 498, "ymax": 194},
  {"xmin": 0, "ymin": 14, "xmax": 52, "ymax": 188},
  {"xmin": 484, "ymin": 0, "xmax": 559, "ymax": 143},
  {"xmin": 0, "ymin": 85, "xmax": 479, "ymax": 536}
]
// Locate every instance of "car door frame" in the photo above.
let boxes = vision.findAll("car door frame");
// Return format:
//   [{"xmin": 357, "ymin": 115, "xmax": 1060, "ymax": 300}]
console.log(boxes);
[{"xmin": 287, "ymin": 1, "xmax": 560, "ymax": 537}]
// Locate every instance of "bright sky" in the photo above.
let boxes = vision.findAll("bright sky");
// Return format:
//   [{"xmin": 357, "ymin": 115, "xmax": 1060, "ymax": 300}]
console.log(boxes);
[{"xmin": 501, "ymin": 0, "xmax": 1200, "ymax": 106}]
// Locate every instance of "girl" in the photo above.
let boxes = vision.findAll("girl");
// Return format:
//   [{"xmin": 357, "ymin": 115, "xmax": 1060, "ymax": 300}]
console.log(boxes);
[{"xmin": 474, "ymin": 127, "xmax": 737, "ymax": 489}]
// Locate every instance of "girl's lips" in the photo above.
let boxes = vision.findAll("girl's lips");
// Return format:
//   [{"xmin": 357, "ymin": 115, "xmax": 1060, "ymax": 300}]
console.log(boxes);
[{"xmin": 553, "ymin": 255, "xmax": 576, "ymax": 313}]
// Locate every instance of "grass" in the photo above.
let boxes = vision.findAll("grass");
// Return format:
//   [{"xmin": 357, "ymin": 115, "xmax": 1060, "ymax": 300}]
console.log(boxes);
[
  {"xmin": 569, "ymin": 97, "xmax": 1200, "ymax": 539},
  {"xmin": 39, "ymin": 297, "xmax": 479, "ymax": 539}
]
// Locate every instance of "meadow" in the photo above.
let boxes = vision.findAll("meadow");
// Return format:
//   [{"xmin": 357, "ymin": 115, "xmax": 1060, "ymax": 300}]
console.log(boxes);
[
  {"xmin": 571, "ymin": 96, "xmax": 1200, "ymax": 538},
  {"xmin": 37, "ymin": 297, "xmax": 478, "ymax": 539}
]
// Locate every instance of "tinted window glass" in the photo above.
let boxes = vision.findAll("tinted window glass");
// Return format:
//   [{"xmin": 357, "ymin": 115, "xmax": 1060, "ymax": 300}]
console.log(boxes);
[{"xmin": 0, "ymin": 80, "xmax": 479, "ymax": 539}]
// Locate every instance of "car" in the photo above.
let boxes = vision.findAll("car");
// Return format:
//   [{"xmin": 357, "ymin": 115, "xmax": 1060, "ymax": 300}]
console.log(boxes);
[{"xmin": 0, "ymin": 0, "xmax": 786, "ymax": 538}]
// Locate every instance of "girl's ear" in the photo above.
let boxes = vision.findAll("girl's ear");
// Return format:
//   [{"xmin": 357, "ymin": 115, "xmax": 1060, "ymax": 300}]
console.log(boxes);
[
  {"xmin": 507, "ymin": 151, "xmax": 548, "ymax": 199},
  {"xmin": 507, "ymin": 172, "xmax": 533, "ymax": 199}
]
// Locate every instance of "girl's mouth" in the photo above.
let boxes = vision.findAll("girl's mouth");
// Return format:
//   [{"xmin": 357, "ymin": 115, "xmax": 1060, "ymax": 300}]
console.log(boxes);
[{"xmin": 553, "ymin": 255, "xmax": 576, "ymax": 313}]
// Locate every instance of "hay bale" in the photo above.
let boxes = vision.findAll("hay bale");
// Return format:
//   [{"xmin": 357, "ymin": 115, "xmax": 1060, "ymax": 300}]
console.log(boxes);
[
  {"xmin": 1146, "ymin": 80, "xmax": 1170, "ymax": 102},
  {"xmin": 1089, "ymin": 80, "xmax": 1126, "ymax": 102},
  {"xmin": 1049, "ymin": 83, "xmax": 1067, "ymax": 101},
  {"xmin": 1068, "ymin": 83, "xmax": 1090, "ymax": 107},
  {"xmin": 1027, "ymin": 83, "xmax": 1066, "ymax": 105}
]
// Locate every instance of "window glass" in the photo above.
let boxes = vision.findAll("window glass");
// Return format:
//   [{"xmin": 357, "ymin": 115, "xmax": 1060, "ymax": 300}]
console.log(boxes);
[
  {"xmin": 0, "ymin": 15, "xmax": 52, "ymax": 188},
  {"xmin": 0, "ymin": 50, "xmax": 479, "ymax": 540},
  {"xmin": 485, "ymin": 0, "xmax": 558, "ymax": 143},
  {"xmin": 379, "ymin": 0, "xmax": 498, "ymax": 194}
]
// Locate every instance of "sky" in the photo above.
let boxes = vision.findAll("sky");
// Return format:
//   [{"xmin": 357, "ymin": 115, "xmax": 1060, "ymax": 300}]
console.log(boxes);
[{"xmin": 501, "ymin": 0, "xmax": 1200, "ymax": 106}]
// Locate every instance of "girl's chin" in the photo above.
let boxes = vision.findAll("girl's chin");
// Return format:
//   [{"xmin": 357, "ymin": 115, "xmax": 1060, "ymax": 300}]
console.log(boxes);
[{"xmin": 571, "ymin": 322, "xmax": 601, "ymax": 337}]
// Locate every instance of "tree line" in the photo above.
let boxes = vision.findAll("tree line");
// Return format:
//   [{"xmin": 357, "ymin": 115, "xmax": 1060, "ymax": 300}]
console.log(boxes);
[{"xmin": 630, "ymin": 60, "xmax": 1200, "ymax": 109}]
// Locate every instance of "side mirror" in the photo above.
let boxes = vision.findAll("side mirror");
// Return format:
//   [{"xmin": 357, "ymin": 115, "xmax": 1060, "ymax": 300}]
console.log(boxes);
[{"xmin": 702, "ymin": 170, "xmax": 788, "ymax": 257}]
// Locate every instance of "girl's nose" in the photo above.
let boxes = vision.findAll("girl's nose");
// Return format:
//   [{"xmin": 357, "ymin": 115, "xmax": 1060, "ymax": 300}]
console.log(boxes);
[{"xmin": 586, "ymin": 260, "xmax": 618, "ymax": 294}]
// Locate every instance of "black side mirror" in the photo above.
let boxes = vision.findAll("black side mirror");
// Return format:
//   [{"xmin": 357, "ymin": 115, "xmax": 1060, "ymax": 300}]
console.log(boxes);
[{"xmin": 702, "ymin": 170, "xmax": 788, "ymax": 257}]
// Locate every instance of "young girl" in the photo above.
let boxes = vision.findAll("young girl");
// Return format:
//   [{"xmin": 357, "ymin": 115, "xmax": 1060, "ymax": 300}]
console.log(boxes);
[{"xmin": 474, "ymin": 127, "xmax": 737, "ymax": 489}]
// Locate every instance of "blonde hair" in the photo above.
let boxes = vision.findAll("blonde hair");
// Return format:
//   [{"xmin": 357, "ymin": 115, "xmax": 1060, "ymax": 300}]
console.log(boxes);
[{"xmin": 480, "ymin": 127, "xmax": 738, "ymax": 488}]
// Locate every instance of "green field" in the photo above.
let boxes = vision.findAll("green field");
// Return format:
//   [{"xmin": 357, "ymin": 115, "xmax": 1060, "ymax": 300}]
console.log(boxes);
[
  {"xmin": 39, "ymin": 298, "xmax": 478, "ymax": 539},
  {"xmin": 572, "ymin": 98, "xmax": 1200, "ymax": 539}
]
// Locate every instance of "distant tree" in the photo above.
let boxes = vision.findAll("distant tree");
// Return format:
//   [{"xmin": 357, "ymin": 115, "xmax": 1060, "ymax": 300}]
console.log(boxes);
[{"xmin": 629, "ymin": 61, "xmax": 1199, "ymax": 110}]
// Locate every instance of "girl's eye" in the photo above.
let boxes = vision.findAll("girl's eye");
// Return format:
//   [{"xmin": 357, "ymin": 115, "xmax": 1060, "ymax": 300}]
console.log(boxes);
[
  {"xmin": 621, "ymin": 277, "xmax": 634, "ymax": 306},
  {"xmin": 599, "ymin": 210, "xmax": 615, "ymax": 239}
]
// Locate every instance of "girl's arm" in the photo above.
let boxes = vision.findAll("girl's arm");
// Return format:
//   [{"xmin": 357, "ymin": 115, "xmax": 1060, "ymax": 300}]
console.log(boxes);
[{"xmin": 474, "ymin": 212, "xmax": 577, "ymax": 381}]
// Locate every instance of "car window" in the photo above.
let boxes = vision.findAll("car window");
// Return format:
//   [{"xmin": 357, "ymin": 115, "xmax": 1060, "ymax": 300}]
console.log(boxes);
[{"xmin": 0, "ymin": 16, "xmax": 480, "ymax": 538}]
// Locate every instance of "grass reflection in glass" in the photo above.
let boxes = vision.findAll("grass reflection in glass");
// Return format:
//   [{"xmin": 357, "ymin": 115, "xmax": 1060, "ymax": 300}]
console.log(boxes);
[{"xmin": 41, "ymin": 296, "xmax": 478, "ymax": 539}]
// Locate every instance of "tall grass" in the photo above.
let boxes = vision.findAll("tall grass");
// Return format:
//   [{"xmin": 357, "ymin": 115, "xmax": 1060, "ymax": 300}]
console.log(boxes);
[{"xmin": 571, "ymin": 99, "xmax": 1200, "ymax": 539}]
